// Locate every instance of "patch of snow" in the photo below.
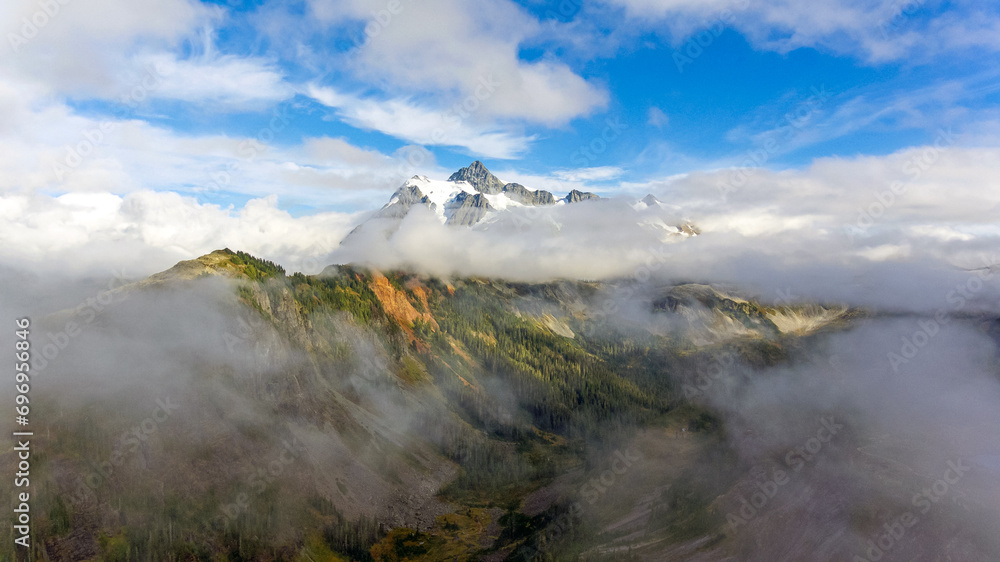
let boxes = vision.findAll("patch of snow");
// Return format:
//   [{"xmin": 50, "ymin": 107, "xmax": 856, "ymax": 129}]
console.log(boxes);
[{"xmin": 482, "ymin": 192, "xmax": 523, "ymax": 211}]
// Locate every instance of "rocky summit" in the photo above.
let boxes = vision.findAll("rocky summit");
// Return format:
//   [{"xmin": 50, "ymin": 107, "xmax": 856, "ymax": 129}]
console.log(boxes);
[
  {"xmin": 355, "ymin": 161, "xmax": 699, "ymax": 241},
  {"xmin": 447, "ymin": 160, "xmax": 507, "ymax": 195}
]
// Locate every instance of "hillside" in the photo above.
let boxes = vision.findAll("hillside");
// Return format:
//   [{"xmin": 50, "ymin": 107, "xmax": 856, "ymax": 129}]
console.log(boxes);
[{"xmin": 0, "ymin": 250, "xmax": 894, "ymax": 561}]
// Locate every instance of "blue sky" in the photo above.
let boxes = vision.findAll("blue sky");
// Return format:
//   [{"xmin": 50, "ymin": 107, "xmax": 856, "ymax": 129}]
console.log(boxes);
[
  {"xmin": 2, "ymin": 0, "xmax": 1000, "ymax": 274},
  {"xmin": 15, "ymin": 0, "xmax": 995, "ymax": 211},
  {"xmin": 207, "ymin": 0, "xmax": 996, "ymax": 181}
]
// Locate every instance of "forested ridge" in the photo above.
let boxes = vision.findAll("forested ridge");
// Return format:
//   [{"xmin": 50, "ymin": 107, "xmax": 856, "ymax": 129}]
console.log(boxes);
[{"xmin": 7, "ymin": 250, "xmax": 832, "ymax": 561}]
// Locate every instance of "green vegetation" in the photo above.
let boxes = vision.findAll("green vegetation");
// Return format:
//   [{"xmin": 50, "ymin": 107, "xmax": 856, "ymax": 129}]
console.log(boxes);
[
  {"xmin": 226, "ymin": 248, "xmax": 286, "ymax": 281},
  {"xmin": 13, "ymin": 252, "xmax": 828, "ymax": 561},
  {"xmin": 369, "ymin": 509, "xmax": 495, "ymax": 561},
  {"xmin": 289, "ymin": 269, "xmax": 385, "ymax": 325},
  {"xmin": 429, "ymin": 281, "xmax": 667, "ymax": 437},
  {"xmin": 310, "ymin": 496, "xmax": 384, "ymax": 562}
]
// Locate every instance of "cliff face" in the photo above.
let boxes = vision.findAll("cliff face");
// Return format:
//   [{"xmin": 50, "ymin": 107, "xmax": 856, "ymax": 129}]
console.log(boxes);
[
  {"xmin": 368, "ymin": 272, "xmax": 439, "ymax": 337},
  {"xmin": 564, "ymin": 189, "xmax": 600, "ymax": 203},
  {"xmin": 447, "ymin": 192, "xmax": 493, "ymax": 226},
  {"xmin": 373, "ymin": 183, "xmax": 429, "ymax": 219},
  {"xmin": 447, "ymin": 160, "xmax": 505, "ymax": 194},
  {"xmin": 502, "ymin": 182, "xmax": 555, "ymax": 205}
]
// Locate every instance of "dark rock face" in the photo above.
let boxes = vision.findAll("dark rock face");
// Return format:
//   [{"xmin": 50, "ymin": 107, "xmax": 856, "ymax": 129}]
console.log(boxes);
[
  {"xmin": 564, "ymin": 189, "xmax": 600, "ymax": 203},
  {"xmin": 448, "ymin": 192, "xmax": 494, "ymax": 226},
  {"xmin": 373, "ymin": 182, "xmax": 428, "ymax": 219},
  {"xmin": 502, "ymin": 183, "xmax": 555, "ymax": 206},
  {"xmin": 448, "ymin": 161, "xmax": 505, "ymax": 195},
  {"xmin": 641, "ymin": 194, "xmax": 660, "ymax": 207}
]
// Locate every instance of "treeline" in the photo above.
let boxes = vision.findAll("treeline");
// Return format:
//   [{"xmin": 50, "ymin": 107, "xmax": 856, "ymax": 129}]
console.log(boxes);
[
  {"xmin": 225, "ymin": 249, "xmax": 286, "ymax": 281},
  {"xmin": 289, "ymin": 269, "xmax": 384, "ymax": 325},
  {"xmin": 429, "ymin": 283, "xmax": 669, "ymax": 437}
]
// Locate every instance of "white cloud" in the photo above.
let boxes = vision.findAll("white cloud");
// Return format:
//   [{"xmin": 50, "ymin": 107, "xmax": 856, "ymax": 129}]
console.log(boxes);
[
  {"xmin": 2, "ymin": 133, "xmax": 999, "ymax": 318},
  {"xmin": 307, "ymin": 84, "xmax": 535, "ymax": 158},
  {"xmin": 1, "ymin": 0, "xmax": 218, "ymax": 96},
  {"xmin": 0, "ymin": 191, "xmax": 357, "ymax": 276},
  {"xmin": 2, "ymin": 0, "xmax": 293, "ymax": 112},
  {"xmin": 601, "ymin": 0, "xmax": 1000, "ymax": 62},
  {"xmin": 553, "ymin": 166, "xmax": 625, "ymax": 182},
  {"xmin": 0, "ymin": 81, "xmax": 427, "ymax": 207},
  {"xmin": 329, "ymin": 143, "xmax": 1000, "ymax": 315},
  {"xmin": 307, "ymin": 0, "xmax": 607, "ymax": 125},
  {"xmin": 664, "ymin": 145, "xmax": 1000, "ymax": 235},
  {"xmin": 134, "ymin": 52, "xmax": 294, "ymax": 110}
]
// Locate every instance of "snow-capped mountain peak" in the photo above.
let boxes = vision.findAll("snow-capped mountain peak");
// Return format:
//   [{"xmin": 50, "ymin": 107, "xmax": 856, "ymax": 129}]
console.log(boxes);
[{"xmin": 363, "ymin": 162, "xmax": 698, "ymax": 237}]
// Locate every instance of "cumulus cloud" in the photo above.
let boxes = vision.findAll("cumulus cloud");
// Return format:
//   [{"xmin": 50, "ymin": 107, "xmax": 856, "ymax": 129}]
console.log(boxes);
[
  {"xmin": 0, "ymin": 191, "xmax": 356, "ymax": 276},
  {"xmin": 1, "ymin": 0, "xmax": 293, "ymax": 128},
  {"xmin": 307, "ymin": 0, "xmax": 607, "ymax": 125},
  {"xmin": 0, "ymin": 76, "xmax": 430, "ymax": 208},
  {"xmin": 1, "ymin": 0, "xmax": 217, "ymax": 96},
  {"xmin": 0, "ymin": 0, "xmax": 425, "ymax": 215},
  {"xmin": 3, "ymin": 123, "xmax": 998, "ymax": 319},
  {"xmin": 330, "ymin": 143, "xmax": 1000, "ymax": 315}
]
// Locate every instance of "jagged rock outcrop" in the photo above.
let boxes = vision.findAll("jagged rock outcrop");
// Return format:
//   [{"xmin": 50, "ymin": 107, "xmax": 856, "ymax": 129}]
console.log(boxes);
[
  {"xmin": 345, "ymin": 162, "xmax": 697, "ymax": 240},
  {"xmin": 502, "ymin": 183, "xmax": 555, "ymax": 205},
  {"xmin": 374, "ymin": 182, "xmax": 430, "ymax": 219},
  {"xmin": 448, "ymin": 192, "xmax": 494, "ymax": 226},
  {"xmin": 564, "ymin": 189, "xmax": 600, "ymax": 203},
  {"xmin": 448, "ymin": 161, "xmax": 505, "ymax": 194},
  {"xmin": 641, "ymin": 194, "xmax": 660, "ymax": 207}
]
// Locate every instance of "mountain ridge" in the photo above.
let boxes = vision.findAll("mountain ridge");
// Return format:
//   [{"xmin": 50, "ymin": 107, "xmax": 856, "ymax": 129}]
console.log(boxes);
[
  {"xmin": 351, "ymin": 161, "xmax": 699, "ymax": 243},
  {"xmin": 19, "ymin": 248, "xmax": 908, "ymax": 562}
]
